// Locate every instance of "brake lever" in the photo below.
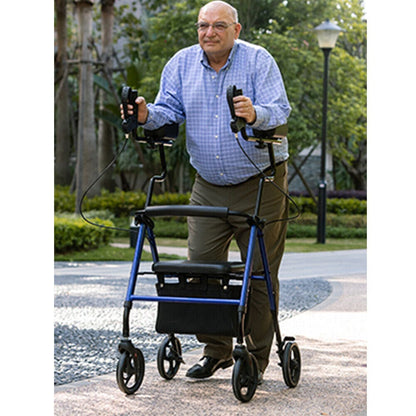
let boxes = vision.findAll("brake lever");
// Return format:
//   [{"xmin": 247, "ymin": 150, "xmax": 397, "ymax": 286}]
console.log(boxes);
[
  {"xmin": 226, "ymin": 85, "xmax": 247, "ymax": 134},
  {"xmin": 121, "ymin": 85, "xmax": 139, "ymax": 137}
]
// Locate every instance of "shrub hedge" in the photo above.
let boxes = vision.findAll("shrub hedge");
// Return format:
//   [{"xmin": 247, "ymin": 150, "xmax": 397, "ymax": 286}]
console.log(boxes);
[
  {"xmin": 286, "ymin": 224, "xmax": 366, "ymax": 239},
  {"xmin": 55, "ymin": 186, "xmax": 366, "ymax": 216},
  {"xmin": 55, "ymin": 187, "xmax": 366, "ymax": 244},
  {"xmin": 149, "ymin": 217, "xmax": 367, "ymax": 239},
  {"xmin": 54, "ymin": 214, "xmax": 115, "ymax": 253}
]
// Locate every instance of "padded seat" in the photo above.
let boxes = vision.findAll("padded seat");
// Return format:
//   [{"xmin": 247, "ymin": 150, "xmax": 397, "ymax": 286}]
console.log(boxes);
[{"xmin": 152, "ymin": 260, "xmax": 245, "ymax": 275}]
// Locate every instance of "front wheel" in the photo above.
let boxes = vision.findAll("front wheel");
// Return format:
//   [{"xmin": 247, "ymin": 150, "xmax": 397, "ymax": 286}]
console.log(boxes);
[
  {"xmin": 282, "ymin": 341, "xmax": 301, "ymax": 388},
  {"xmin": 232, "ymin": 353, "xmax": 258, "ymax": 402},
  {"xmin": 157, "ymin": 336, "xmax": 182, "ymax": 380},
  {"xmin": 116, "ymin": 348, "xmax": 145, "ymax": 395}
]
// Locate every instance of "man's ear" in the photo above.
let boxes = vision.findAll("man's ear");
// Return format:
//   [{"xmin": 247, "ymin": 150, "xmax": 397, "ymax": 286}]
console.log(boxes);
[{"xmin": 234, "ymin": 23, "xmax": 242, "ymax": 39}]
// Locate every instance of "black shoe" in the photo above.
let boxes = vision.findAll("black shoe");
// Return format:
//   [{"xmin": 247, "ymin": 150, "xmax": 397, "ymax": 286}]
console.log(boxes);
[{"xmin": 186, "ymin": 356, "xmax": 233, "ymax": 379}]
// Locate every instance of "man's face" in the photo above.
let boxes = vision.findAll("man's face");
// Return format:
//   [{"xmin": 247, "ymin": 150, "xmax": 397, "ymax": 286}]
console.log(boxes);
[{"xmin": 197, "ymin": 3, "xmax": 241, "ymax": 61}]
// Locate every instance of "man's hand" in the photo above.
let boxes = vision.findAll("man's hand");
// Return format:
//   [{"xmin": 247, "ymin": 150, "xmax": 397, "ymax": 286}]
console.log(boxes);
[
  {"xmin": 120, "ymin": 96, "xmax": 149, "ymax": 124},
  {"xmin": 233, "ymin": 95, "xmax": 256, "ymax": 125}
]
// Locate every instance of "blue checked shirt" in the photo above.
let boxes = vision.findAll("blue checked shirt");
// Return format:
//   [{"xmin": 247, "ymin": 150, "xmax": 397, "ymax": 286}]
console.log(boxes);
[{"xmin": 143, "ymin": 39, "xmax": 291, "ymax": 186}]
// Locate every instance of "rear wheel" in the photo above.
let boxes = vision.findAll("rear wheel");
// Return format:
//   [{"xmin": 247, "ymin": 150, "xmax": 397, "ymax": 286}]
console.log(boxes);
[
  {"xmin": 282, "ymin": 341, "xmax": 301, "ymax": 388},
  {"xmin": 157, "ymin": 336, "xmax": 182, "ymax": 380}
]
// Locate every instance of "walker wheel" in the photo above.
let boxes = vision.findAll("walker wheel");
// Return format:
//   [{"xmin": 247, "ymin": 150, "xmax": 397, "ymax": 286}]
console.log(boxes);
[
  {"xmin": 157, "ymin": 335, "xmax": 182, "ymax": 380},
  {"xmin": 282, "ymin": 341, "xmax": 301, "ymax": 388},
  {"xmin": 116, "ymin": 348, "xmax": 145, "ymax": 395},
  {"xmin": 232, "ymin": 353, "xmax": 258, "ymax": 402}
]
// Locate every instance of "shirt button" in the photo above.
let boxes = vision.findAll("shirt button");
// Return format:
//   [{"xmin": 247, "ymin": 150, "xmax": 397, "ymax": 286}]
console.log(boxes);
[
  {"xmin": 214, "ymin": 135, "xmax": 218, "ymax": 139},
  {"xmin": 216, "ymin": 155, "xmax": 219, "ymax": 159},
  {"xmin": 220, "ymin": 172, "xmax": 224, "ymax": 176},
  {"xmin": 215, "ymin": 115, "xmax": 218, "ymax": 118},
  {"xmin": 215, "ymin": 95, "xmax": 219, "ymax": 99}
]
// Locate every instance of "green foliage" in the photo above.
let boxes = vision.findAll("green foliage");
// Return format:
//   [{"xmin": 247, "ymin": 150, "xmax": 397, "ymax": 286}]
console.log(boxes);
[
  {"xmin": 55, "ymin": 185, "xmax": 76, "ymax": 212},
  {"xmin": 154, "ymin": 219, "xmax": 189, "ymax": 238},
  {"xmin": 325, "ymin": 197, "xmax": 366, "ymax": 215},
  {"xmin": 286, "ymin": 224, "xmax": 366, "ymax": 239},
  {"xmin": 84, "ymin": 189, "xmax": 147, "ymax": 217},
  {"xmin": 55, "ymin": 186, "xmax": 191, "ymax": 216},
  {"xmin": 293, "ymin": 212, "xmax": 366, "ymax": 228},
  {"xmin": 290, "ymin": 196, "xmax": 366, "ymax": 215},
  {"xmin": 55, "ymin": 186, "xmax": 365, "ymax": 216},
  {"xmin": 54, "ymin": 187, "xmax": 366, "ymax": 243},
  {"xmin": 54, "ymin": 215, "xmax": 115, "ymax": 253},
  {"xmin": 151, "ymin": 213, "xmax": 367, "ymax": 239}
]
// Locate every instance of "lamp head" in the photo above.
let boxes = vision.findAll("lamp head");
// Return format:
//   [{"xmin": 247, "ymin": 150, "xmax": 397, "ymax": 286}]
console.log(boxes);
[{"xmin": 314, "ymin": 19, "xmax": 344, "ymax": 49}]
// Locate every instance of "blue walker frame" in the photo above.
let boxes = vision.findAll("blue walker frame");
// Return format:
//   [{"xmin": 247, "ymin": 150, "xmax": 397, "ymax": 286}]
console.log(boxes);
[{"xmin": 116, "ymin": 86, "xmax": 301, "ymax": 402}]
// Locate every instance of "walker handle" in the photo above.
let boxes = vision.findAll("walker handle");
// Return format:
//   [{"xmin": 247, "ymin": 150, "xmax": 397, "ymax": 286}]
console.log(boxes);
[
  {"xmin": 227, "ymin": 85, "xmax": 246, "ymax": 134},
  {"xmin": 121, "ymin": 86, "xmax": 139, "ymax": 135}
]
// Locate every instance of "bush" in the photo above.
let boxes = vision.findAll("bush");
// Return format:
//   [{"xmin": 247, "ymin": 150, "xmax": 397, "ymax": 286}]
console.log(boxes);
[
  {"xmin": 293, "ymin": 212, "xmax": 366, "ymax": 228},
  {"xmin": 140, "ymin": 217, "xmax": 366, "ymax": 240},
  {"xmin": 54, "ymin": 214, "xmax": 115, "ymax": 253},
  {"xmin": 289, "ymin": 196, "xmax": 366, "ymax": 215},
  {"xmin": 55, "ymin": 186, "xmax": 76, "ymax": 212},
  {"xmin": 290, "ymin": 189, "xmax": 367, "ymax": 200},
  {"xmin": 54, "ymin": 186, "xmax": 191, "ymax": 217},
  {"xmin": 154, "ymin": 219, "xmax": 189, "ymax": 238},
  {"xmin": 55, "ymin": 187, "xmax": 366, "ymax": 218},
  {"xmin": 286, "ymin": 224, "xmax": 366, "ymax": 239}
]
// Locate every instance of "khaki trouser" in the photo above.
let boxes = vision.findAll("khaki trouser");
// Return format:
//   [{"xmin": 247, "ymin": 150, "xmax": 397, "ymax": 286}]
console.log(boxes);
[{"xmin": 187, "ymin": 162, "xmax": 289, "ymax": 372}]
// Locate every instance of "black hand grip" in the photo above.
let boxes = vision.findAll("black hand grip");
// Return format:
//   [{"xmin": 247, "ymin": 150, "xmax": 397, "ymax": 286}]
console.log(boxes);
[
  {"xmin": 121, "ymin": 86, "xmax": 139, "ymax": 134},
  {"xmin": 138, "ymin": 205, "xmax": 230, "ymax": 218},
  {"xmin": 226, "ymin": 85, "xmax": 246, "ymax": 133}
]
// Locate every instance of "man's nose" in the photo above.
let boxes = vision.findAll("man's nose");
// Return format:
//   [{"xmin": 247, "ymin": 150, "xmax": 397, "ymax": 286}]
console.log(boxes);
[{"xmin": 206, "ymin": 25, "xmax": 216, "ymax": 36}]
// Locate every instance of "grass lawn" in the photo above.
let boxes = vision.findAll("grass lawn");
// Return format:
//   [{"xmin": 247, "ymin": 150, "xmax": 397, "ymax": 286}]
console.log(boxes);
[{"xmin": 55, "ymin": 237, "xmax": 366, "ymax": 262}]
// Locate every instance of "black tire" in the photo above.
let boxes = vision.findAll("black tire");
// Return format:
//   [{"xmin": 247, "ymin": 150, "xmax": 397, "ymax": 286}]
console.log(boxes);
[
  {"xmin": 116, "ymin": 348, "xmax": 145, "ymax": 395},
  {"xmin": 282, "ymin": 341, "xmax": 301, "ymax": 388},
  {"xmin": 232, "ymin": 354, "xmax": 258, "ymax": 402},
  {"xmin": 157, "ymin": 336, "xmax": 182, "ymax": 380}
]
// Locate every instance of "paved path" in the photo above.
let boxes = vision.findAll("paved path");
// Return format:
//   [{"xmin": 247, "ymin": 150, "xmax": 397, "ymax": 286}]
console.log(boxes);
[{"xmin": 55, "ymin": 250, "xmax": 367, "ymax": 415}]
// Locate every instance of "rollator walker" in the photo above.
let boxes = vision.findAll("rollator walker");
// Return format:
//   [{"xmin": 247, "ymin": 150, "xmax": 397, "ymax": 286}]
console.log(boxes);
[{"xmin": 116, "ymin": 85, "xmax": 301, "ymax": 402}]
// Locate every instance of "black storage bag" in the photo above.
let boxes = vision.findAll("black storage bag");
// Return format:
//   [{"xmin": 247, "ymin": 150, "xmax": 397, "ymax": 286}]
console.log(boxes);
[{"xmin": 155, "ymin": 280, "xmax": 249, "ymax": 337}]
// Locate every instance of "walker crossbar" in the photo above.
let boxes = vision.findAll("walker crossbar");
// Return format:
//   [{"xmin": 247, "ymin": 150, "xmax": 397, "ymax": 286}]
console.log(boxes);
[{"xmin": 129, "ymin": 295, "xmax": 240, "ymax": 305}]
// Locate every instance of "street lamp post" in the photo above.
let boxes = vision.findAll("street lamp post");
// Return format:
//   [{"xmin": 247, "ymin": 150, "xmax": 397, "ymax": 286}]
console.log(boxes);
[{"xmin": 313, "ymin": 19, "xmax": 343, "ymax": 244}]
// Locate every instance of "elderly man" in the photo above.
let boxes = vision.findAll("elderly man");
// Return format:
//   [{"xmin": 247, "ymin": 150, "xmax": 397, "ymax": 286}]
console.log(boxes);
[{"xmin": 122, "ymin": 0, "xmax": 291, "ymax": 382}]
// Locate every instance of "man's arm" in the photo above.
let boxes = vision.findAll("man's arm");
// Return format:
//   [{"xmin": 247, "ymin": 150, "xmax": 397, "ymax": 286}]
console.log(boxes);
[{"xmin": 249, "ymin": 48, "xmax": 291, "ymax": 130}]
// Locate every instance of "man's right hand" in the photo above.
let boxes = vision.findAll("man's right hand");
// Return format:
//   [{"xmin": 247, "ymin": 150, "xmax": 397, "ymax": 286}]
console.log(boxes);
[{"xmin": 120, "ymin": 96, "xmax": 149, "ymax": 124}]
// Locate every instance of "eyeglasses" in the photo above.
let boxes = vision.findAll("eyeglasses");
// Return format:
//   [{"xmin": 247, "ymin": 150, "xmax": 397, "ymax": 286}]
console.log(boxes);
[{"xmin": 195, "ymin": 21, "xmax": 236, "ymax": 33}]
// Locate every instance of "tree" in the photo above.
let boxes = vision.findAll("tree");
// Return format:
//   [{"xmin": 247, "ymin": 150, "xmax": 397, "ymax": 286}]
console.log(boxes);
[
  {"xmin": 55, "ymin": 0, "xmax": 72, "ymax": 185},
  {"xmin": 254, "ymin": 0, "xmax": 367, "ymax": 190},
  {"xmin": 330, "ymin": 0, "xmax": 367, "ymax": 189},
  {"xmin": 74, "ymin": 0, "xmax": 98, "ymax": 212},
  {"xmin": 97, "ymin": 0, "xmax": 116, "ymax": 191}
]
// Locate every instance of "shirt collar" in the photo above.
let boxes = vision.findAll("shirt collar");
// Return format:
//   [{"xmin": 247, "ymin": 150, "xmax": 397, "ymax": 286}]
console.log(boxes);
[{"xmin": 199, "ymin": 40, "xmax": 239, "ymax": 70}]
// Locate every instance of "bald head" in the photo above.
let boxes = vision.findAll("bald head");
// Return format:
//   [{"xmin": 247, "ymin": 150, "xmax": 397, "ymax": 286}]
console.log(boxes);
[{"xmin": 199, "ymin": 1, "xmax": 239, "ymax": 23}]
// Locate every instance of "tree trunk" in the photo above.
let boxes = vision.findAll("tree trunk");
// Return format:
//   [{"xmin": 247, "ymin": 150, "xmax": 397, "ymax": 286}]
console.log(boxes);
[
  {"xmin": 338, "ymin": 136, "xmax": 367, "ymax": 191},
  {"xmin": 75, "ymin": 0, "xmax": 98, "ymax": 213},
  {"xmin": 98, "ymin": 0, "xmax": 116, "ymax": 191},
  {"xmin": 55, "ymin": 0, "xmax": 72, "ymax": 185}
]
